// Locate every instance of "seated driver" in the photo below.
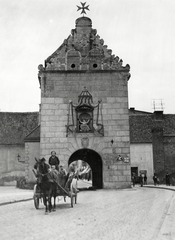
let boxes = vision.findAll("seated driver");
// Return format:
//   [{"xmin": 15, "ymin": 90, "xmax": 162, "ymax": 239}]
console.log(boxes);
[{"xmin": 48, "ymin": 151, "xmax": 60, "ymax": 171}]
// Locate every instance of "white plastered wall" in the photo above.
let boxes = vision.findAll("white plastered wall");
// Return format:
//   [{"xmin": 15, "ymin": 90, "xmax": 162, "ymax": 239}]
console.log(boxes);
[{"xmin": 130, "ymin": 143, "xmax": 154, "ymax": 183}]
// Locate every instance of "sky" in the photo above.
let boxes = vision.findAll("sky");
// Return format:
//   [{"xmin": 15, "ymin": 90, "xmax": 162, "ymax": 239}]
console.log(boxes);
[{"xmin": 0, "ymin": 0, "xmax": 175, "ymax": 113}]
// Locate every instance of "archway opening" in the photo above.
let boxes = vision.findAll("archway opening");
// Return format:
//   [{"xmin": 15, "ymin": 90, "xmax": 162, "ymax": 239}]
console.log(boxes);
[
  {"xmin": 69, "ymin": 160, "xmax": 92, "ymax": 190},
  {"xmin": 68, "ymin": 149, "xmax": 103, "ymax": 189}
]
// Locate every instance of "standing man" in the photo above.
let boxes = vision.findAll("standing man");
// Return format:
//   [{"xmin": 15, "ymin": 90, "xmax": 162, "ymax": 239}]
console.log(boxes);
[
  {"xmin": 153, "ymin": 174, "xmax": 157, "ymax": 186},
  {"xmin": 166, "ymin": 172, "xmax": 170, "ymax": 186},
  {"xmin": 144, "ymin": 174, "xmax": 147, "ymax": 185},
  {"xmin": 140, "ymin": 174, "xmax": 143, "ymax": 187},
  {"xmin": 132, "ymin": 173, "xmax": 136, "ymax": 187},
  {"xmin": 49, "ymin": 151, "xmax": 60, "ymax": 171}
]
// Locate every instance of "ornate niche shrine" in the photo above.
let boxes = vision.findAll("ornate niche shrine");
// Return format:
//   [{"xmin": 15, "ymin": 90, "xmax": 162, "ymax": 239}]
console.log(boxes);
[{"xmin": 66, "ymin": 87, "xmax": 104, "ymax": 137}]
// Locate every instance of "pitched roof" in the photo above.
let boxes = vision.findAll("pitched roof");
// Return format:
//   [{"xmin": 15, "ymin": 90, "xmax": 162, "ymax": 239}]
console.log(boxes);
[
  {"xmin": 129, "ymin": 115, "xmax": 153, "ymax": 143},
  {"xmin": 24, "ymin": 125, "xmax": 40, "ymax": 142},
  {"xmin": 129, "ymin": 108, "xmax": 152, "ymax": 115},
  {"xmin": 129, "ymin": 112, "xmax": 175, "ymax": 143},
  {"xmin": 0, "ymin": 112, "xmax": 39, "ymax": 145}
]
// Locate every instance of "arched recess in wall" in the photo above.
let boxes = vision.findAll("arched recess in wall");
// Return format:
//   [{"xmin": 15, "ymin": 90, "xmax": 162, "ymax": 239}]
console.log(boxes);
[
  {"xmin": 87, "ymin": 47, "xmax": 104, "ymax": 70},
  {"xmin": 66, "ymin": 49, "xmax": 81, "ymax": 70},
  {"xmin": 68, "ymin": 148, "xmax": 103, "ymax": 189}
]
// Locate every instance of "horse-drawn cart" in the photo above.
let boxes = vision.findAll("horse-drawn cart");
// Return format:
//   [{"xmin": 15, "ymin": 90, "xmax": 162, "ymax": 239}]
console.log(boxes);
[
  {"xmin": 32, "ymin": 159, "xmax": 78, "ymax": 212},
  {"xmin": 33, "ymin": 178, "xmax": 77, "ymax": 209}
]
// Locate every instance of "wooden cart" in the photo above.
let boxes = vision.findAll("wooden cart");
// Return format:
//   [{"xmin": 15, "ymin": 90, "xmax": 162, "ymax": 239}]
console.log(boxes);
[{"xmin": 33, "ymin": 176, "xmax": 78, "ymax": 209}]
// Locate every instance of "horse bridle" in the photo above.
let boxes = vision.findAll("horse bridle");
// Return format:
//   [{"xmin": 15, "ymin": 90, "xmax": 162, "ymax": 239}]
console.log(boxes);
[
  {"xmin": 37, "ymin": 172, "xmax": 49, "ymax": 177},
  {"xmin": 36, "ymin": 162, "xmax": 49, "ymax": 178}
]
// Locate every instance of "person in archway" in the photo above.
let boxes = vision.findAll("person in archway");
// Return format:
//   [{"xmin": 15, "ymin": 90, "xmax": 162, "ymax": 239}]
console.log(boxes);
[
  {"xmin": 48, "ymin": 151, "xmax": 60, "ymax": 171},
  {"xmin": 68, "ymin": 163, "xmax": 79, "ymax": 179}
]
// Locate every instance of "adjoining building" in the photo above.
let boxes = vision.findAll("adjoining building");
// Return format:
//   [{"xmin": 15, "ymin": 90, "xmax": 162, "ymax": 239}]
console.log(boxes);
[
  {"xmin": 0, "ymin": 112, "xmax": 39, "ymax": 185},
  {"xmin": 129, "ymin": 108, "xmax": 175, "ymax": 183}
]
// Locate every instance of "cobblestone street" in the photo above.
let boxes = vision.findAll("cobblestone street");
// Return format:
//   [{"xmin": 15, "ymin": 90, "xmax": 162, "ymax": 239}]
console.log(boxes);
[{"xmin": 0, "ymin": 187, "xmax": 175, "ymax": 240}]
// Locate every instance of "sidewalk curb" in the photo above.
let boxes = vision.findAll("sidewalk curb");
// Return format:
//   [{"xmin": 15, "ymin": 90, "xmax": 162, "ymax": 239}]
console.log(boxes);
[
  {"xmin": 143, "ymin": 185, "xmax": 175, "ymax": 191},
  {"xmin": 0, "ymin": 197, "xmax": 33, "ymax": 206}
]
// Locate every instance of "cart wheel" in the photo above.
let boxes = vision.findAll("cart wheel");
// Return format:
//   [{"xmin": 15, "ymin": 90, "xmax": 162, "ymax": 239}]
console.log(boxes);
[
  {"xmin": 34, "ymin": 196, "xmax": 40, "ymax": 209},
  {"xmin": 33, "ymin": 184, "xmax": 40, "ymax": 209},
  {"xmin": 70, "ymin": 193, "xmax": 74, "ymax": 208},
  {"xmin": 75, "ymin": 192, "xmax": 77, "ymax": 204}
]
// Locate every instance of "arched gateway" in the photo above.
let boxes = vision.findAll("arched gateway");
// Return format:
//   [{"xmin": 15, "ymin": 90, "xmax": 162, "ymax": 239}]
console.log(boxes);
[{"xmin": 68, "ymin": 149, "xmax": 103, "ymax": 189}]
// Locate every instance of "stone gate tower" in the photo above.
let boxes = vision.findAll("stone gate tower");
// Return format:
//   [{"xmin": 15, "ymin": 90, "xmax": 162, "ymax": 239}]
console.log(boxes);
[{"xmin": 38, "ymin": 9, "xmax": 131, "ymax": 188}]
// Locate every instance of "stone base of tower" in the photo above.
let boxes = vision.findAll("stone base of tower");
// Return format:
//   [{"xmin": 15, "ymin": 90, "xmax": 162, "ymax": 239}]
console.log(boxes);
[
  {"xmin": 103, "ymin": 182, "xmax": 131, "ymax": 189},
  {"xmin": 103, "ymin": 154, "xmax": 131, "ymax": 189}
]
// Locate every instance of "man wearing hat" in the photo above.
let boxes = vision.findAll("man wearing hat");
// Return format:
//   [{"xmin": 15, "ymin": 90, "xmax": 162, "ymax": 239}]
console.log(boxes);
[{"xmin": 48, "ymin": 151, "xmax": 60, "ymax": 171}]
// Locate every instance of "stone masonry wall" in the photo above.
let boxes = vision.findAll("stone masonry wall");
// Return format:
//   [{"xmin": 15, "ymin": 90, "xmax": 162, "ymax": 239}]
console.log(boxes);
[
  {"xmin": 40, "ymin": 71, "xmax": 131, "ymax": 188},
  {"xmin": 164, "ymin": 137, "xmax": 175, "ymax": 173},
  {"xmin": 25, "ymin": 142, "xmax": 40, "ymax": 182},
  {"xmin": 152, "ymin": 127, "xmax": 164, "ymax": 174},
  {"xmin": 0, "ymin": 145, "xmax": 25, "ymax": 185}
]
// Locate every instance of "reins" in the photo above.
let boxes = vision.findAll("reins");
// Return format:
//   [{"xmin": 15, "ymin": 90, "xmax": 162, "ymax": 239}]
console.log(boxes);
[{"xmin": 37, "ymin": 172, "xmax": 49, "ymax": 177}]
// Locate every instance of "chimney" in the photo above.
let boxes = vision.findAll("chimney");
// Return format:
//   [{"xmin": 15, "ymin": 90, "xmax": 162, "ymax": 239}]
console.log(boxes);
[{"xmin": 153, "ymin": 110, "xmax": 163, "ymax": 120}]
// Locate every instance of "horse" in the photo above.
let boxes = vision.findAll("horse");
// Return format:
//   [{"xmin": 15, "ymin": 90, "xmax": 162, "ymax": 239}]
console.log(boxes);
[{"xmin": 34, "ymin": 158, "xmax": 58, "ymax": 213}]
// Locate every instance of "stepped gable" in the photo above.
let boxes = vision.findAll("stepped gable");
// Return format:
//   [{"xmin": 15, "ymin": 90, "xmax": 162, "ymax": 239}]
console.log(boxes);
[
  {"xmin": 0, "ymin": 112, "xmax": 39, "ymax": 145},
  {"xmin": 38, "ymin": 16, "xmax": 130, "ymax": 72}
]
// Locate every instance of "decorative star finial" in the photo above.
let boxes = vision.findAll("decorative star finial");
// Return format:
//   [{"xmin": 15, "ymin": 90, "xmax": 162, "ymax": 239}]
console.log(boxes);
[{"xmin": 77, "ymin": 2, "xmax": 90, "ymax": 15}]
